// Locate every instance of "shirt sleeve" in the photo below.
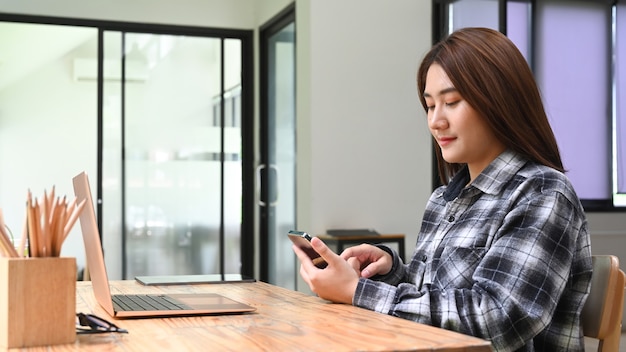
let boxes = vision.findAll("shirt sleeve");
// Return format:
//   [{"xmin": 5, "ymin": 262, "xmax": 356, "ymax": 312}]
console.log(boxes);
[{"xmin": 352, "ymin": 189, "xmax": 588, "ymax": 351}]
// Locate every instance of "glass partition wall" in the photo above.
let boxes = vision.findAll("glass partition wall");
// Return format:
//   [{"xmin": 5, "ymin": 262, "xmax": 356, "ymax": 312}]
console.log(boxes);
[
  {"xmin": 0, "ymin": 21, "xmax": 99, "ymax": 275},
  {"xmin": 0, "ymin": 17, "xmax": 254, "ymax": 279},
  {"xmin": 102, "ymin": 32, "xmax": 246, "ymax": 279}
]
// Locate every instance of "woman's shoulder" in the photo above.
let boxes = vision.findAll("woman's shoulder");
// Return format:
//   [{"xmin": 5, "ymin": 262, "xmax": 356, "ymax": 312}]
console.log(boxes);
[
  {"xmin": 516, "ymin": 161, "xmax": 583, "ymax": 206},
  {"xmin": 518, "ymin": 161, "xmax": 571, "ymax": 186}
]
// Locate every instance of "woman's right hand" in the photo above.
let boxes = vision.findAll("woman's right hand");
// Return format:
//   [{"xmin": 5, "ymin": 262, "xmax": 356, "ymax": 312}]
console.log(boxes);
[{"xmin": 340, "ymin": 244, "xmax": 393, "ymax": 279}]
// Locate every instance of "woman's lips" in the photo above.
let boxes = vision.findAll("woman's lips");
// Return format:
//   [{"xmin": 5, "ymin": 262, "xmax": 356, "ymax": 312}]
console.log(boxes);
[{"xmin": 437, "ymin": 136, "xmax": 455, "ymax": 147}]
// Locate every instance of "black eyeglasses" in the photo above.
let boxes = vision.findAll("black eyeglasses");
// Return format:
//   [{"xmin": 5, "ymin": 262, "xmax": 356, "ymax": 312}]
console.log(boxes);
[{"xmin": 76, "ymin": 313, "xmax": 129, "ymax": 334}]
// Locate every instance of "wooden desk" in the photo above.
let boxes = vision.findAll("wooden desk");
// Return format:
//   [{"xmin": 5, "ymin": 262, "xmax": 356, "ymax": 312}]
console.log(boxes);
[
  {"xmin": 318, "ymin": 233, "xmax": 407, "ymax": 261},
  {"xmin": 16, "ymin": 280, "xmax": 491, "ymax": 351}
]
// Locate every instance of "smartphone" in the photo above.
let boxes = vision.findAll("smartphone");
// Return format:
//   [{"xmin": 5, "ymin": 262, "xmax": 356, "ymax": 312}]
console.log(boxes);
[{"xmin": 287, "ymin": 230, "xmax": 328, "ymax": 268}]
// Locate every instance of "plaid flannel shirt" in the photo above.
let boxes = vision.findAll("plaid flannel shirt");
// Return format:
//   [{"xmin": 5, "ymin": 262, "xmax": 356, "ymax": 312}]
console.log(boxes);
[{"xmin": 353, "ymin": 149, "xmax": 592, "ymax": 352}]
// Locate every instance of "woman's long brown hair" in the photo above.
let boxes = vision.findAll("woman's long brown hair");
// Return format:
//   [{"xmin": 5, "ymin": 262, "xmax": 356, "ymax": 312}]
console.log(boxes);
[{"xmin": 417, "ymin": 27, "xmax": 564, "ymax": 185}]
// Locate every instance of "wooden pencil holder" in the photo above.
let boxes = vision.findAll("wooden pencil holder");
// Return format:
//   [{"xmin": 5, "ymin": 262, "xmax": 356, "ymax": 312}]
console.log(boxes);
[{"xmin": 0, "ymin": 257, "xmax": 76, "ymax": 348}]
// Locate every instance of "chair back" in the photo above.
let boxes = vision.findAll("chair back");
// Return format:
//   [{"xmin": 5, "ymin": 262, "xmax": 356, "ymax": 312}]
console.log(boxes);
[{"xmin": 581, "ymin": 255, "xmax": 626, "ymax": 352}]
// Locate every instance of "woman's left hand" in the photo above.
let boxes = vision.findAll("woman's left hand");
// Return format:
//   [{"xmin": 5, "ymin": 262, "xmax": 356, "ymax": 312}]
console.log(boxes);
[{"xmin": 293, "ymin": 237, "xmax": 360, "ymax": 304}]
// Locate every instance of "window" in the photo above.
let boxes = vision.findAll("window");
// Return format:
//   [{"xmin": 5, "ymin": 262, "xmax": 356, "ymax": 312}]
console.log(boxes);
[{"xmin": 433, "ymin": 0, "xmax": 626, "ymax": 211}]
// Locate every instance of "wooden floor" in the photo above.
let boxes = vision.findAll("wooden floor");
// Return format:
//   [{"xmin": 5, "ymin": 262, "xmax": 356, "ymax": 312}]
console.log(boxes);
[{"xmin": 583, "ymin": 332, "xmax": 626, "ymax": 351}]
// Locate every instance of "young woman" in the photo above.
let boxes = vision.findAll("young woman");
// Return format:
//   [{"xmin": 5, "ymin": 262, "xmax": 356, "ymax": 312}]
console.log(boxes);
[{"xmin": 293, "ymin": 27, "xmax": 592, "ymax": 351}]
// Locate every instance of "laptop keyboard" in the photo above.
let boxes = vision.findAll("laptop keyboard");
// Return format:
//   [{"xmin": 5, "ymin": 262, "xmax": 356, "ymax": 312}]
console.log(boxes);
[{"xmin": 112, "ymin": 294, "xmax": 191, "ymax": 311}]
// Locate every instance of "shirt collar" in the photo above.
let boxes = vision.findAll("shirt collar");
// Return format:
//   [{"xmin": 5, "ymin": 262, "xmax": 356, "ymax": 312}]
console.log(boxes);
[{"xmin": 442, "ymin": 149, "xmax": 528, "ymax": 201}]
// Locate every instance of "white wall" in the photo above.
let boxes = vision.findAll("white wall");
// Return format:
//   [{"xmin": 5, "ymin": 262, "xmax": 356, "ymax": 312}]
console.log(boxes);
[{"xmin": 296, "ymin": 0, "xmax": 432, "ymax": 254}]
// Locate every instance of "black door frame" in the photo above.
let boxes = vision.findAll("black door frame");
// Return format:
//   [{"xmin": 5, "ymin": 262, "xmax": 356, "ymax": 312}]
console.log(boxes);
[{"xmin": 259, "ymin": 4, "xmax": 296, "ymax": 282}]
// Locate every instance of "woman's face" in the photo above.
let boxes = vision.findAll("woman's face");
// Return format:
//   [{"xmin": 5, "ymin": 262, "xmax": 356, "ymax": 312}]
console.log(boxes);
[{"xmin": 423, "ymin": 64, "xmax": 506, "ymax": 181}]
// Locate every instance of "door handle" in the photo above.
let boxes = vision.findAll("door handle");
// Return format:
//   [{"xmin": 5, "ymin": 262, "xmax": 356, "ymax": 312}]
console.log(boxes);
[{"xmin": 256, "ymin": 164, "xmax": 279, "ymax": 206}]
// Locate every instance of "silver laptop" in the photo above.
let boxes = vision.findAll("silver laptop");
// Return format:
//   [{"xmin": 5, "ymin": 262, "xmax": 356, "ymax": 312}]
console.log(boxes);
[{"xmin": 73, "ymin": 171, "xmax": 256, "ymax": 318}]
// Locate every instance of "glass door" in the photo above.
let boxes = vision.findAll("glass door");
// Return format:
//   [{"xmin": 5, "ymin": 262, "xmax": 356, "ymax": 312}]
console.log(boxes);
[
  {"xmin": 260, "ymin": 7, "xmax": 296, "ymax": 288},
  {"xmin": 101, "ymin": 31, "xmax": 247, "ymax": 279}
]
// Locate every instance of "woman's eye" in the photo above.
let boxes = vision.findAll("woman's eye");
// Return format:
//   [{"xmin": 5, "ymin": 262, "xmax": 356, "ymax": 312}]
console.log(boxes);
[{"xmin": 445, "ymin": 100, "xmax": 459, "ymax": 107}]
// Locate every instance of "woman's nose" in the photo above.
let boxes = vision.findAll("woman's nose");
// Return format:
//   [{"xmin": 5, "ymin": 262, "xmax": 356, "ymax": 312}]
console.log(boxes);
[{"xmin": 428, "ymin": 108, "xmax": 448, "ymax": 130}]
